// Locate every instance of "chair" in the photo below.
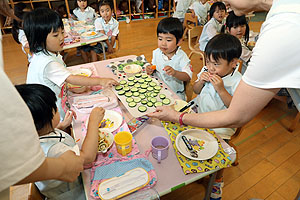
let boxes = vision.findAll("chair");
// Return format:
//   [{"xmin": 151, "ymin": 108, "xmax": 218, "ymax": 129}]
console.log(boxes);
[
  {"xmin": 10, "ymin": 183, "xmax": 45, "ymax": 200},
  {"xmin": 187, "ymin": 25, "xmax": 205, "ymax": 61},
  {"xmin": 287, "ymin": 88, "xmax": 300, "ymax": 132},
  {"xmin": 97, "ymin": 35, "xmax": 121, "ymax": 60},
  {"xmin": 183, "ymin": 13, "xmax": 199, "ymax": 41}
]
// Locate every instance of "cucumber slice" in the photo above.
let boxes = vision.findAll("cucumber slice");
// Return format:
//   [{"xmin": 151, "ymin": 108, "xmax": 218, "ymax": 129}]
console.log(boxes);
[
  {"xmin": 147, "ymin": 102, "xmax": 153, "ymax": 107},
  {"xmin": 154, "ymin": 90, "xmax": 160, "ymax": 94},
  {"xmin": 159, "ymin": 94, "xmax": 166, "ymax": 99},
  {"xmin": 147, "ymin": 97, "xmax": 152, "ymax": 101},
  {"xmin": 141, "ymin": 100, "xmax": 147, "ymax": 105},
  {"xmin": 139, "ymin": 94, "xmax": 146, "ymax": 99},
  {"xmin": 151, "ymin": 92, "xmax": 158, "ymax": 97},
  {"xmin": 146, "ymin": 92, "xmax": 152, "ymax": 97},
  {"xmin": 120, "ymin": 80, "xmax": 127, "ymax": 85},
  {"xmin": 128, "ymin": 77, "xmax": 135, "ymax": 81},
  {"xmin": 133, "ymin": 79, "xmax": 138, "ymax": 83},
  {"xmin": 126, "ymin": 97, "xmax": 134, "ymax": 103},
  {"xmin": 118, "ymin": 90, "xmax": 125, "ymax": 95},
  {"xmin": 140, "ymin": 84, "xmax": 148, "ymax": 89},
  {"xmin": 115, "ymin": 85, "xmax": 123, "ymax": 91},
  {"xmin": 162, "ymin": 98, "xmax": 171, "ymax": 105},
  {"xmin": 147, "ymin": 87, "xmax": 154, "ymax": 91},
  {"xmin": 133, "ymin": 92, "xmax": 140, "ymax": 97},
  {"xmin": 128, "ymin": 102, "xmax": 137, "ymax": 107},
  {"xmin": 145, "ymin": 78, "xmax": 152, "ymax": 82},
  {"xmin": 139, "ymin": 89, "xmax": 147, "ymax": 94},
  {"xmin": 138, "ymin": 105, "xmax": 147, "ymax": 112},
  {"xmin": 131, "ymin": 87, "xmax": 138, "ymax": 92},
  {"xmin": 138, "ymin": 79, "xmax": 145, "ymax": 84},
  {"xmin": 135, "ymin": 83, "xmax": 141, "ymax": 88},
  {"xmin": 154, "ymin": 101, "xmax": 163, "ymax": 107},
  {"xmin": 125, "ymin": 92, "xmax": 132, "ymax": 97},
  {"xmin": 135, "ymin": 73, "xmax": 142, "ymax": 78},
  {"xmin": 150, "ymin": 97, "xmax": 157, "ymax": 103},
  {"xmin": 128, "ymin": 82, "xmax": 135, "ymax": 86},
  {"xmin": 134, "ymin": 97, "xmax": 141, "ymax": 103},
  {"xmin": 141, "ymin": 74, "xmax": 148, "ymax": 79},
  {"xmin": 123, "ymin": 86, "xmax": 130, "ymax": 92},
  {"xmin": 154, "ymin": 86, "xmax": 161, "ymax": 91},
  {"xmin": 149, "ymin": 82, "xmax": 157, "ymax": 87}
]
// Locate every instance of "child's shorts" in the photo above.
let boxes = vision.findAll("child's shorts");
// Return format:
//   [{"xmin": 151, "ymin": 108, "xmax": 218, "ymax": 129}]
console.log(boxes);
[
  {"xmin": 78, "ymin": 45, "xmax": 93, "ymax": 52},
  {"xmin": 91, "ymin": 42, "xmax": 108, "ymax": 54}
]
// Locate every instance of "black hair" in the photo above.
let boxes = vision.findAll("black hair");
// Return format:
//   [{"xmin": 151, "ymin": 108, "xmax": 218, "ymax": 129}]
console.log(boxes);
[
  {"xmin": 221, "ymin": 11, "xmax": 249, "ymax": 44},
  {"xmin": 90, "ymin": 2, "xmax": 99, "ymax": 13},
  {"xmin": 205, "ymin": 33, "xmax": 242, "ymax": 63},
  {"xmin": 15, "ymin": 84, "xmax": 57, "ymax": 132},
  {"xmin": 56, "ymin": 4, "xmax": 68, "ymax": 18},
  {"xmin": 12, "ymin": 3, "xmax": 30, "ymax": 44},
  {"xmin": 23, "ymin": 7, "xmax": 64, "ymax": 55},
  {"xmin": 99, "ymin": 0, "xmax": 113, "ymax": 10},
  {"xmin": 157, "ymin": 17, "xmax": 183, "ymax": 44},
  {"xmin": 209, "ymin": 2, "xmax": 226, "ymax": 20},
  {"xmin": 74, "ymin": 0, "xmax": 88, "ymax": 9}
]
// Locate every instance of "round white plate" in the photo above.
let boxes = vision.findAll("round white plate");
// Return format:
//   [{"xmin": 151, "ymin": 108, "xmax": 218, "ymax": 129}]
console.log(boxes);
[
  {"xmin": 175, "ymin": 129, "xmax": 218, "ymax": 160},
  {"xmin": 86, "ymin": 110, "xmax": 123, "ymax": 133}
]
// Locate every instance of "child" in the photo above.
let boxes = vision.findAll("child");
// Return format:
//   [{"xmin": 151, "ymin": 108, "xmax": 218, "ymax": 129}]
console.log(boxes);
[
  {"xmin": 173, "ymin": 0, "xmax": 195, "ymax": 22},
  {"xmin": 198, "ymin": 1, "xmax": 226, "ymax": 51},
  {"xmin": 193, "ymin": 33, "xmax": 242, "ymax": 200},
  {"xmin": 11, "ymin": 3, "xmax": 32, "ymax": 62},
  {"xmin": 222, "ymin": 11, "xmax": 251, "ymax": 74},
  {"xmin": 23, "ymin": 8, "xmax": 118, "ymax": 120},
  {"xmin": 146, "ymin": 17, "xmax": 192, "ymax": 100},
  {"xmin": 189, "ymin": 0, "xmax": 210, "ymax": 25},
  {"xmin": 73, "ymin": 0, "xmax": 98, "ymax": 62},
  {"xmin": 16, "ymin": 83, "xmax": 104, "ymax": 200},
  {"xmin": 94, "ymin": 0, "xmax": 119, "ymax": 54}
]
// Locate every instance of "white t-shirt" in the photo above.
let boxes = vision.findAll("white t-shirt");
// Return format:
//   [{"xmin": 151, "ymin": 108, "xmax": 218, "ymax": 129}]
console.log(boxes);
[
  {"xmin": 18, "ymin": 29, "xmax": 32, "ymax": 62},
  {"xmin": 195, "ymin": 66, "xmax": 242, "ymax": 139},
  {"xmin": 73, "ymin": 6, "xmax": 96, "ymax": 21},
  {"xmin": 94, "ymin": 17, "xmax": 119, "ymax": 48},
  {"xmin": 199, "ymin": 17, "xmax": 225, "ymax": 51},
  {"xmin": 26, "ymin": 52, "xmax": 71, "ymax": 120},
  {"xmin": 242, "ymin": 0, "xmax": 300, "ymax": 89},
  {"xmin": 189, "ymin": 1, "xmax": 210, "ymax": 25},
  {"xmin": 152, "ymin": 47, "xmax": 192, "ymax": 100},
  {"xmin": 0, "ymin": 33, "xmax": 45, "ymax": 193},
  {"xmin": 173, "ymin": 0, "xmax": 196, "ymax": 19}
]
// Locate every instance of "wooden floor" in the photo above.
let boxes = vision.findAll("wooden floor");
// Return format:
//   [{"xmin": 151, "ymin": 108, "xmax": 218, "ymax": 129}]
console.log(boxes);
[{"xmin": 5, "ymin": 18, "xmax": 300, "ymax": 200}]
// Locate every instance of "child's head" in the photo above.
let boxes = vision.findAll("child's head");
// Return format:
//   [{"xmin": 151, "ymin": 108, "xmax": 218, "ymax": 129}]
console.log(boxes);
[
  {"xmin": 23, "ymin": 8, "xmax": 64, "ymax": 55},
  {"xmin": 209, "ymin": 2, "xmax": 226, "ymax": 23},
  {"xmin": 157, "ymin": 17, "xmax": 183, "ymax": 55},
  {"xmin": 205, "ymin": 34, "xmax": 242, "ymax": 77},
  {"xmin": 15, "ymin": 84, "xmax": 59, "ymax": 134},
  {"xmin": 99, "ymin": 0, "xmax": 113, "ymax": 22},
  {"xmin": 224, "ymin": 11, "xmax": 249, "ymax": 42},
  {"xmin": 75, "ymin": 0, "xmax": 88, "ymax": 10}
]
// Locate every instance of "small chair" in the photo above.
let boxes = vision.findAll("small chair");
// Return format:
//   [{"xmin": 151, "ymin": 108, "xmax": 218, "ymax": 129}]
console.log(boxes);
[
  {"xmin": 287, "ymin": 88, "xmax": 300, "ymax": 132},
  {"xmin": 98, "ymin": 35, "xmax": 121, "ymax": 60},
  {"xmin": 183, "ymin": 13, "xmax": 199, "ymax": 41},
  {"xmin": 187, "ymin": 25, "xmax": 205, "ymax": 62}
]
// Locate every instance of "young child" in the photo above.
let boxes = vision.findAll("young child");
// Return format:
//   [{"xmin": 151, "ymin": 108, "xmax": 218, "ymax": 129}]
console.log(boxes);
[
  {"xmin": 11, "ymin": 3, "xmax": 32, "ymax": 62},
  {"xmin": 222, "ymin": 11, "xmax": 251, "ymax": 74},
  {"xmin": 173, "ymin": 0, "xmax": 195, "ymax": 22},
  {"xmin": 94, "ymin": 0, "xmax": 119, "ymax": 54},
  {"xmin": 189, "ymin": 0, "xmax": 210, "ymax": 25},
  {"xmin": 193, "ymin": 33, "xmax": 242, "ymax": 200},
  {"xmin": 73, "ymin": 0, "xmax": 98, "ymax": 62},
  {"xmin": 16, "ymin": 83, "xmax": 104, "ymax": 200},
  {"xmin": 198, "ymin": 1, "xmax": 226, "ymax": 51},
  {"xmin": 146, "ymin": 17, "xmax": 192, "ymax": 100},
  {"xmin": 23, "ymin": 8, "xmax": 118, "ymax": 120}
]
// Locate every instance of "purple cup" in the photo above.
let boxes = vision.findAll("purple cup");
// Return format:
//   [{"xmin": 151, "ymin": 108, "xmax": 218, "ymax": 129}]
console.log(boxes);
[{"xmin": 151, "ymin": 136, "xmax": 170, "ymax": 163}]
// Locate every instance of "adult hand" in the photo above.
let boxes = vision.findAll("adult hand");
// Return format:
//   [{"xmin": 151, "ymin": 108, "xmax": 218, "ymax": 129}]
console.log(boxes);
[
  {"xmin": 163, "ymin": 66, "xmax": 176, "ymax": 76},
  {"xmin": 147, "ymin": 106, "xmax": 180, "ymax": 122},
  {"xmin": 100, "ymin": 78, "xmax": 119, "ymax": 87},
  {"xmin": 58, "ymin": 151, "xmax": 84, "ymax": 182},
  {"xmin": 209, "ymin": 74, "xmax": 224, "ymax": 93}
]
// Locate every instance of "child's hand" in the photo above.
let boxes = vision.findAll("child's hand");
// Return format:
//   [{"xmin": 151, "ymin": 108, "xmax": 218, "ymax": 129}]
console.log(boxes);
[
  {"xmin": 200, "ymin": 72, "xmax": 210, "ymax": 84},
  {"xmin": 163, "ymin": 66, "xmax": 176, "ymax": 76},
  {"xmin": 146, "ymin": 65, "xmax": 155, "ymax": 75},
  {"xmin": 99, "ymin": 78, "xmax": 119, "ymax": 87},
  {"xmin": 209, "ymin": 75, "xmax": 225, "ymax": 92},
  {"xmin": 89, "ymin": 107, "xmax": 105, "ymax": 126},
  {"xmin": 57, "ymin": 110, "xmax": 75, "ymax": 130}
]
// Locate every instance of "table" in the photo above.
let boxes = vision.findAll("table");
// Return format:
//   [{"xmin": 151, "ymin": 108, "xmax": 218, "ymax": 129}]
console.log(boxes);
[{"xmin": 70, "ymin": 55, "xmax": 236, "ymax": 200}]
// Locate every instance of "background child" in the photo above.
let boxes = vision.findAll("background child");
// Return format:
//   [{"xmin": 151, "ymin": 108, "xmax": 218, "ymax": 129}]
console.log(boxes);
[
  {"xmin": 94, "ymin": 0, "xmax": 119, "ymax": 54},
  {"xmin": 189, "ymin": 0, "xmax": 210, "ymax": 25},
  {"xmin": 23, "ymin": 8, "xmax": 118, "ymax": 120},
  {"xmin": 16, "ymin": 83, "xmax": 104, "ymax": 200},
  {"xmin": 222, "ymin": 11, "xmax": 251, "ymax": 74},
  {"xmin": 146, "ymin": 17, "xmax": 192, "ymax": 100},
  {"xmin": 198, "ymin": 1, "xmax": 226, "ymax": 51},
  {"xmin": 193, "ymin": 33, "xmax": 242, "ymax": 200},
  {"xmin": 73, "ymin": 0, "xmax": 98, "ymax": 62},
  {"xmin": 173, "ymin": 0, "xmax": 195, "ymax": 22},
  {"xmin": 11, "ymin": 3, "xmax": 32, "ymax": 62}
]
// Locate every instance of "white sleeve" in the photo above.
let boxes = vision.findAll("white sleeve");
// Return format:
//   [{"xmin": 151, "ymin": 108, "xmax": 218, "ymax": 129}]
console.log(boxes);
[
  {"xmin": 112, "ymin": 21, "xmax": 119, "ymax": 36},
  {"xmin": 18, "ymin": 30, "xmax": 28, "ymax": 47},
  {"xmin": 94, "ymin": 18, "xmax": 103, "ymax": 31},
  {"xmin": 151, "ymin": 50, "xmax": 157, "ymax": 65},
  {"xmin": 44, "ymin": 62, "xmax": 71, "ymax": 87},
  {"xmin": 180, "ymin": 53, "xmax": 192, "ymax": 79}
]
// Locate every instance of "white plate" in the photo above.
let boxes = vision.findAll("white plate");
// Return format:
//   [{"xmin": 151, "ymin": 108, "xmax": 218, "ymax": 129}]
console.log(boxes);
[
  {"xmin": 175, "ymin": 129, "xmax": 218, "ymax": 160},
  {"xmin": 86, "ymin": 110, "xmax": 123, "ymax": 133}
]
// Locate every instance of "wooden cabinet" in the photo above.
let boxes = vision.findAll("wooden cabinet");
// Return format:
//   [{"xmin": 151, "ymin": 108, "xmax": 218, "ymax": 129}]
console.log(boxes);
[{"xmin": 1, "ymin": 0, "xmax": 174, "ymax": 34}]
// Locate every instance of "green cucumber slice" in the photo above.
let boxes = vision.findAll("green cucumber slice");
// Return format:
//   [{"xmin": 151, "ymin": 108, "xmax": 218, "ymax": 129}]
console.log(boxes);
[
  {"xmin": 139, "ymin": 89, "xmax": 147, "ymax": 94},
  {"xmin": 154, "ymin": 101, "xmax": 163, "ymax": 107},
  {"xmin": 126, "ymin": 97, "xmax": 134, "ymax": 103},
  {"xmin": 146, "ymin": 92, "xmax": 152, "ymax": 97},
  {"xmin": 128, "ymin": 82, "xmax": 135, "ymax": 86},
  {"xmin": 138, "ymin": 105, "xmax": 147, "ymax": 112},
  {"xmin": 149, "ymin": 82, "xmax": 157, "ymax": 87},
  {"xmin": 128, "ymin": 77, "xmax": 135, "ymax": 81},
  {"xmin": 141, "ymin": 100, "xmax": 147, "ymax": 105},
  {"xmin": 159, "ymin": 94, "xmax": 166, "ymax": 99},
  {"xmin": 139, "ymin": 94, "xmax": 146, "ymax": 99},
  {"xmin": 128, "ymin": 102, "xmax": 137, "ymax": 107},
  {"xmin": 147, "ymin": 97, "xmax": 152, "ymax": 101},
  {"xmin": 120, "ymin": 80, "xmax": 127, "ymax": 85},
  {"xmin": 133, "ymin": 92, "xmax": 140, "ymax": 97},
  {"xmin": 131, "ymin": 87, "xmax": 138, "ymax": 92},
  {"xmin": 151, "ymin": 92, "xmax": 158, "ymax": 97},
  {"xmin": 134, "ymin": 97, "xmax": 141, "ymax": 103},
  {"xmin": 135, "ymin": 83, "xmax": 141, "ymax": 88},
  {"xmin": 141, "ymin": 74, "xmax": 148, "ymax": 79},
  {"xmin": 145, "ymin": 78, "xmax": 152, "ymax": 82},
  {"xmin": 125, "ymin": 92, "xmax": 132, "ymax": 97},
  {"xmin": 115, "ymin": 85, "xmax": 123, "ymax": 91},
  {"xmin": 147, "ymin": 87, "xmax": 154, "ymax": 91},
  {"xmin": 135, "ymin": 73, "xmax": 142, "ymax": 78},
  {"xmin": 138, "ymin": 79, "xmax": 145, "ymax": 84},
  {"xmin": 118, "ymin": 90, "xmax": 125, "ymax": 95},
  {"xmin": 140, "ymin": 84, "xmax": 148, "ymax": 89},
  {"xmin": 154, "ymin": 86, "xmax": 161, "ymax": 90},
  {"xmin": 162, "ymin": 98, "xmax": 171, "ymax": 105},
  {"xmin": 123, "ymin": 86, "xmax": 130, "ymax": 92},
  {"xmin": 147, "ymin": 102, "xmax": 153, "ymax": 107},
  {"xmin": 150, "ymin": 97, "xmax": 157, "ymax": 103}
]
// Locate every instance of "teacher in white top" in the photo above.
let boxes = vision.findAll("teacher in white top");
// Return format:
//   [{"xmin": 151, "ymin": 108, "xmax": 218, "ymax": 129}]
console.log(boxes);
[{"xmin": 148, "ymin": 0, "xmax": 300, "ymax": 129}]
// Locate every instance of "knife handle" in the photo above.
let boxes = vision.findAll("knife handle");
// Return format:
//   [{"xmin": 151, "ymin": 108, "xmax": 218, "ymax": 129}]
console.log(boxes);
[{"xmin": 182, "ymin": 135, "xmax": 193, "ymax": 151}]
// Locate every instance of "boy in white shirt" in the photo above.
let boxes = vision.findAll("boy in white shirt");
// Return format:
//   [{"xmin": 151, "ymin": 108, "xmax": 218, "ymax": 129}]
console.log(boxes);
[
  {"xmin": 146, "ymin": 17, "xmax": 192, "ymax": 100},
  {"xmin": 189, "ymin": 0, "xmax": 210, "ymax": 25}
]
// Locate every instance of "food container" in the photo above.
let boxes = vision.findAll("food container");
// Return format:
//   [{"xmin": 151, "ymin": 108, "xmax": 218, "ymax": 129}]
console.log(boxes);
[{"xmin": 123, "ymin": 64, "xmax": 142, "ymax": 77}]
